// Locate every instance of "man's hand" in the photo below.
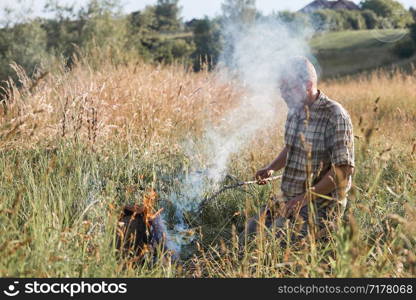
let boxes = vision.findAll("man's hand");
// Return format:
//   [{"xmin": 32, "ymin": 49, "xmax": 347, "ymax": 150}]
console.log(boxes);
[
  {"xmin": 283, "ymin": 193, "xmax": 307, "ymax": 217},
  {"xmin": 255, "ymin": 167, "xmax": 274, "ymax": 185},
  {"xmin": 255, "ymin": 147, "xmax": 288, "ymax": 185}
]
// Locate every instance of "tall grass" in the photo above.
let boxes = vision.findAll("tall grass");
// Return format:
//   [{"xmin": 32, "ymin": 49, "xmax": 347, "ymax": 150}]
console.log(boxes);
[{"xmin": 0, "ymin": 57, "xmax": 415, "ymax": 277}]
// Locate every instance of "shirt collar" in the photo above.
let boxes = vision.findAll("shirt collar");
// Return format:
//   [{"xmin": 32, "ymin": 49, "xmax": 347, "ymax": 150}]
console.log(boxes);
[{"xmin": 310, "ymin": 90, "xmax": 327, "ymax": 110}]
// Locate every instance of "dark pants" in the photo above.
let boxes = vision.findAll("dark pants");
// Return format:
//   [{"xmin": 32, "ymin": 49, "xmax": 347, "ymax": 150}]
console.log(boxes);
[{"xmin": 245, "ymin": 198, "xmax": 346, "ymax": 242}]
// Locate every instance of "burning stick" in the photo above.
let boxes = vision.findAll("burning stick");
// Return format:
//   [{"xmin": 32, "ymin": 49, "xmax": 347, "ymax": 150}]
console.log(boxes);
[
  {"xmin": 116, "ymin": 190, "xmax": 172, "ymax": 262},
  {"xmin": 199, "ymin": 175, "xmax": 282, "ymax": 209}
]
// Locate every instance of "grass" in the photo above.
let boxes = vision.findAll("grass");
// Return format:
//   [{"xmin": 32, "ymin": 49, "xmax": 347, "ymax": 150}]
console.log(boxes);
[
  {"xmin": 311, "ymin": 29, "xmax": 409, "ymax": 50},
  {"xmin": 310, "ymin": 29, "xmax": 415, "ymax": 77},
  {"xmin": 150, "ymin": 28, "xmax": 414, "ymax": 78},
  {"xmin": 0, "ymin": 57, "xmax": 415, "ymax": 277}
]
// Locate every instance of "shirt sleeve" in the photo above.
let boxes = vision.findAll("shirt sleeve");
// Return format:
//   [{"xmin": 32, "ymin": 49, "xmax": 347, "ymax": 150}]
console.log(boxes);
[
  {"xmin": 284, "ymin": 111, "xmax": 296, "ymax": 147},
  {"xmin": 284, "ymin": 114, "xmax": 290, "ymax": 146},
  {"xmin": 327, "ymin": 113, "xmax": 355, "ymax": 167}
]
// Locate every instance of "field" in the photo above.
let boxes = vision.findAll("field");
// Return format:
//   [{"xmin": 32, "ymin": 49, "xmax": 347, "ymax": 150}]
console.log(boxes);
[
  {"xmin": 0, "ymin": 57, "xmax": 415, "ymax": 277},
  {"xmin": 159, "ymin": 29, "xmax": 416, "ymax": 78},
  {"xmin": 311, "ymin": 29, "xmax": 416, "ymax": 77}
]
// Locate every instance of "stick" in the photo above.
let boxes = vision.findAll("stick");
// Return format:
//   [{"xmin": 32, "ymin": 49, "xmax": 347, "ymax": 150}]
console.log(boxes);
[{"xmin": 199, "ymin": 175, "xmax": 282, "ymax": 209}]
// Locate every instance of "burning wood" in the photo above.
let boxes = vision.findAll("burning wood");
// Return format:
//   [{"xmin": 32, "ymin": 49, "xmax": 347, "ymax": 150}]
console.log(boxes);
[
  {"xmin": 116, "ymin": 191, "xmax": 168, "ymax": 261},
  {"xmin": 115, "ymin": 176, "xmax": 283, "ymax": 262}
]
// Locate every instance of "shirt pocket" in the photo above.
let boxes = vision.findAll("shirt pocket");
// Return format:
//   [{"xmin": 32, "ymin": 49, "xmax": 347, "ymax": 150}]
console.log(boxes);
[
  {"xmin": 284, "ymin": 115, "xmax": 299, "ymax": 147},
  {"xmin": 304, "ymin": 120, "xmax": 330, "ymax": 165}
]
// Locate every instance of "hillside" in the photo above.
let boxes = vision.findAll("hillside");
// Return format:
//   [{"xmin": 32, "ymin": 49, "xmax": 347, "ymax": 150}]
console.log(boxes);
[{"xmin": 311, "ymin": 29, "xmax": 416, "ymax": 77}]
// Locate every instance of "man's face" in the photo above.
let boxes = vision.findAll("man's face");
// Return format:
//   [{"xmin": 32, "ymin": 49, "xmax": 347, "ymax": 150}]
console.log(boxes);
[{"xmin": 279, "ymin": 78, "xmax": 307, "ymax": 110}]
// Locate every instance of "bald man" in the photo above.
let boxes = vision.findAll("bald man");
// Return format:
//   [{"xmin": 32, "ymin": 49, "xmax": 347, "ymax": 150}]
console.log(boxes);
[{"xmin": 249, "ymin": 57, "xmax": 355, "ymax": 240}]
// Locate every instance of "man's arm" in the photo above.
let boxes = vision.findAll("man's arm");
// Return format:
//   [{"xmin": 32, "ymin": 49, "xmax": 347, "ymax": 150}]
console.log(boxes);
[
  {"xmin": 255, "ymin": 146, "xmax": 288, "ymax": 184},
  {"xmin": 284, "ymin": 164, "xmax": 354, "ymax": 216},
  {"xmin": 266, "ymin": 146, "xmax": 288, "ymax": 172}
]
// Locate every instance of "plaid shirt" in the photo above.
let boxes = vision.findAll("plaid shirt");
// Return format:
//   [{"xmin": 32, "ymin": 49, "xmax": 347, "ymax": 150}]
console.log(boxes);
[{"xmin": 281, "ymin": 91, "xmax": 355, "ymax": 201}]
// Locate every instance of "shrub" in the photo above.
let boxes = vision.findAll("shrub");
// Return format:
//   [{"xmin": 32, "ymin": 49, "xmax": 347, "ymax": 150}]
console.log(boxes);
[
  {"xmin": 192, "ymin": 18, "xmax": 222, "ymax": 71},
  {"xmin": 392, "ymin": 39, "xmax": 416, "ymax": 58},
  {"xmin": 410, "ymin": 23, "xmax": 416, "ymax": 43},
  {"xmin": 361, "ymin": 9, "xmax": 379, "ymax": 29},
  {"xmin": 361, "ymin": 0, "xmax": 413, "ymax": 28},
  {"xmin": 339, "ymin": 10, "xmax": 366, "ymax": 30},
  {"xmin": 0, "ymin": 20, "xmax": 49, "ymax": 83},
  {"xmin": 153, "ymin": 38, "xmax": 195, "ymax": 64}
]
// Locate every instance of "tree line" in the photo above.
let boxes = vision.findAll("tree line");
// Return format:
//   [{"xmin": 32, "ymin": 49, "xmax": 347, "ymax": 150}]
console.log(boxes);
[{"xmin": 0, "ymin": 0, "xmax": 415, "ymax": 86}]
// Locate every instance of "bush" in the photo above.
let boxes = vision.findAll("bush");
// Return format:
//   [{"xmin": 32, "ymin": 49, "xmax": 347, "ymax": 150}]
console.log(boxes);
[
  {"xmin": 410, "ymin": 23, "xmax": 416, "ymax": 43},
  {"xmin": 0, "ymin": 20, "xmax": 49, "ymax": 83},
  {"xmin": 191, "ymin": 18, "xmax": 222, "ymax": 71},
  {"xmin": 310, "ymin": 10, "xmax": 332, "ymax": 31},
  {"xmin": 273, "ymin": 11, "xmax": 310, "ymax": 33},
  {"xmin": 339, "ymin": 10, "xmax": 366, "ymax": 30},
  {"xmin": 154, "ymin": 0, "xmax": 182, "ymax": 32},
  {"xmin": 310, "ymin": 10, "xmax": 368, "ymax": 31},
  {"xmin": 411, "ymin": 7, "xmax": 416, "ymax": 22},
  {"xmin": 153, "ymin": 38, "xmax": 195, "ymax": 64},
  {"xmin": 393, "ymin": 39, "xmax": 416, "ymax": 58},
  {"xmin": 361, "ymin": 10, "xmax": 379, "ymax": 29},
  {"xmin": 361, "ymin": 0, "xmax": 413, "ymax": 28}
]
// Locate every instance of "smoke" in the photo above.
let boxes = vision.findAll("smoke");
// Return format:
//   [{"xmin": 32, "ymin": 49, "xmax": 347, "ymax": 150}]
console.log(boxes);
[
  {"xmin": 162, "ymin": 16, "xmax": 317, "ymax": 257},
  {"xmin": 206, "ymin": 18, "xmax": 316, "ymax": 184}
]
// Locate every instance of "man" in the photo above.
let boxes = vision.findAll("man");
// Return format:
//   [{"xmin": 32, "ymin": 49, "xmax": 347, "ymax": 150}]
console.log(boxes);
[{"xmin": 249, "ymin": 56, "xmax": 355, "ymax": 239}]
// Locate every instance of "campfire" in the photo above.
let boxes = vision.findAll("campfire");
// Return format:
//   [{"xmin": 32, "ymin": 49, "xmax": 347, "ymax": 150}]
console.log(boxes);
[
  {"xmin": 115, "ymin": 191, "xmax": 167, "ymax": 261},
  {"xmin": 115, "ymin": 175, "xmax": 283, "ymax": 262}
]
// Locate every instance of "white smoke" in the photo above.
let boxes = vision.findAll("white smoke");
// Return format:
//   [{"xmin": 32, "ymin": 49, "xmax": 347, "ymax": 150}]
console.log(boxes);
[
  {"xmin": 206, "ymin": 18, "xmax": 315, "ymax": 185},
  {"xmin": 163, "ymin": 17, "xmax": 317, "ymax": 257}
]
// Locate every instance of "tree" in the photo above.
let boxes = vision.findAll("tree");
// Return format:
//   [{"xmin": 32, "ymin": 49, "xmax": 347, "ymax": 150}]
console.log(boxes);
[
  {"xmin": 221, "ymin": 0, "xmax": 257, "ymax": 25},
  {"xmin": 361, "ymin": 9, "xmax": 379, "ymax": 29},
  {"xmin": 310, "ymin": 10, "xmax": 332, "ymax": 31},
  {"xmin": 77, "ymin": 0, "xmax": 129, "ymax": 60},
  {"xmin": 42, "ymin": 1, "xmax": 83, "ymax": 65},
  {"xmin": 392, "ymin": 20, "xmax": 416, "ymax": 59},
  {"xmin": 192, "ymin": 18, "xmax": 222, "ymax": 71},
  {"xmin": 360, "ymin": 0, "xmax": 413, "ymax": 28},
  {"xmin": 128, "ymin": 6, "xmax": 158, "ymax": 60},
  {"xmin": 410, "ymin": 7, "xmax": 416, "ymax": 22},
  {"xmin": 393, "ymin": 39, "xmax": 415, "ymax": 58},
  {"xmin": 410, "ymin": 23, "xmax": 416, "ymax": 43},
  {"xmin": 151, "ymin": 38, "xmax": 195, "ymax": 64},
  {"xmin": 0, "ymin": 20, "xmax": 49, "ymax": 82},
  {"xmin": 273, "ymin": 11, "xmax": 311, "ymax": 33},
  {"xmin": 339, "ymin": 10, "xmax": 366, "ymax": 30},
  {"xmin": 275, "ymin": 11, "xmax": 297, "ymax": 24},
  {"xmin": 154, "ymin": 0, "xmax": 182, "ymax": 32},
  {"xmin": 127, "ymin": 2, "xmax": 193, "ymax": 65},
  {"xmin": 130, "ymin": 8, "xmax": 158, "ymax": 32}
]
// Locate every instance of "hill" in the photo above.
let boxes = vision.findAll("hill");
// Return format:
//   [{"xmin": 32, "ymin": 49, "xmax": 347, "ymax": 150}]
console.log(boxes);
[{"xmin": 311, "ymin": 29, "xmax": 416, "ymax": 78}]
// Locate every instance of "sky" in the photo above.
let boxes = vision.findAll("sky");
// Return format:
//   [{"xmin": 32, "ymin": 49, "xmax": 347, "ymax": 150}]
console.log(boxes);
[{"xmin": 0, "ymin": 0, "xmax": 414, "ymax": 21}]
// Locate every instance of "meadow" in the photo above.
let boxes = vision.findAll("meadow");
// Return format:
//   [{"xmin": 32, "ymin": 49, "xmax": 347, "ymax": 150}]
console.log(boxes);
[
  {"xmin": 0, "ymin": 56, "xmax": 415, "ymax": 277},
  {"xmin": 311, "ymin": 29, "xmax": 414, "ymax": 77}
]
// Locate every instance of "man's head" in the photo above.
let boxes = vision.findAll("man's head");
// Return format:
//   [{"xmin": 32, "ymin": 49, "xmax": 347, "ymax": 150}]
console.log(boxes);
[{"xmin": 279, "ymin": 56, "xmax": 318, "ymax": 110}]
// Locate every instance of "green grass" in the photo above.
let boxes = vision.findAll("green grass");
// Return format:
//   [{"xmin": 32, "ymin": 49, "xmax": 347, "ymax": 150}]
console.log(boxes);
[
  {"xmin": 161, "ymin": 28, "xmax": 415, "ymax": 78},
  {"xmin": 310, "ymin": 29, "xmax": 414, "ymax": 77},
  {"xmin": 311, "ymin": 29, "xmax": 408, "ymax": 50},
  {"xmin": 1, "ymin": 136, "xmax": 414, "ymax": 277}
]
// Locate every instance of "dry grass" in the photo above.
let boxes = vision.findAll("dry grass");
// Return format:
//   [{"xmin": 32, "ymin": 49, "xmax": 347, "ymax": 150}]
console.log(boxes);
[
  {"xmin": 0, "ymin": 58, "xmax": 415, "ymax": 277},
  {"xmin": 323, "ymin": 68, "xmax": 416, "ymax": 148},
  {"xmin": 1, "ymin": 61, "xmax": 242, "ymax": 149}
]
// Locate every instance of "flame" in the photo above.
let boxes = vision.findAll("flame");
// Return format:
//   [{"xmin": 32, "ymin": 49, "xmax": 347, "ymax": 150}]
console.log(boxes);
[
  {"xmin": 142, "ymin": 189, "xmax": 163, "ymax": 228},
  {"xmin": 116, "ymin": 190, "xmax": 166, "ymax": 261}
]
